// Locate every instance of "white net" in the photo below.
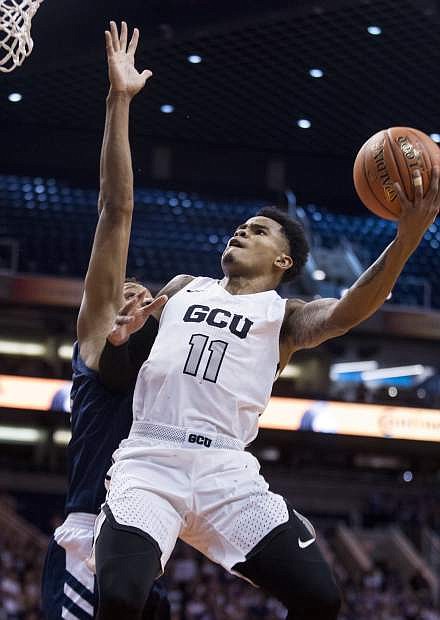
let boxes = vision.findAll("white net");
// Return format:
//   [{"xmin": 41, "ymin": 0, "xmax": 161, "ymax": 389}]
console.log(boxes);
[{"xmin": 0, "ymin": 0, "xmax": 43, "ymax": 73}]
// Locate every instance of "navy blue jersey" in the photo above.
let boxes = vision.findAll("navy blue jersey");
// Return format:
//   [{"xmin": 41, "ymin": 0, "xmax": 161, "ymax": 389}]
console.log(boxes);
[{"xmin": 64, "ymin": 343, "xmax": 134, "ymax": 515}]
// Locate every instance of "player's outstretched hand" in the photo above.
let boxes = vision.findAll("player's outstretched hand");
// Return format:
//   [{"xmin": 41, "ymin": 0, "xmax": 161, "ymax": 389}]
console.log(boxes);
[
  {"xmin": 395, "ymin": 166, "xmax": 440, "ymax": 248},
  {"xmin": 108, "ymin": 291, "xmax": 167, "ymax": 346},
  {"xmin": 105, "ymin": 21, "xmax": 152, "ymax": 98}
]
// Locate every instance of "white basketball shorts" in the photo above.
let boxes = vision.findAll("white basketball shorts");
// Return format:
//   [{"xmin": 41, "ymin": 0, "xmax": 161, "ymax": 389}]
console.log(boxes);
[{"xmin": 97, "ymin": 435, "xmax": 289, "ymax": 575}]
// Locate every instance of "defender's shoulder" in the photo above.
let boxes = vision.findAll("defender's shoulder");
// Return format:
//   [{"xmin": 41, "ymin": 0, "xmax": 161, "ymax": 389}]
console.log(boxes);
[{"xmin": 158, "ymin": 274, "xmax": 196, "ymax": 298}]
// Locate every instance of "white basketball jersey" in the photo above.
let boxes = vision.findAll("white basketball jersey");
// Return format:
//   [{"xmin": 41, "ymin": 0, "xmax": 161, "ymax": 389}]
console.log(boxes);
[{"xmin": 131, "ymin": 277, "xmax": 286, "ymax": 445}]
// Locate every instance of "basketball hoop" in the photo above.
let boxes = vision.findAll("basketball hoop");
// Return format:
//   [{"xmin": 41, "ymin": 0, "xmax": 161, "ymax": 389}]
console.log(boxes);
[{"xmin": 0, "ymin": 0, "xmax": 44, "ymax": 73}]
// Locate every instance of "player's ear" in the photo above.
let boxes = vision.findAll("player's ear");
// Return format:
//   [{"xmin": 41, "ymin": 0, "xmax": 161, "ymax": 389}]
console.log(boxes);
[{"xmin": 274, "ymin": 254, "xmax": 293, "ymax": 275}]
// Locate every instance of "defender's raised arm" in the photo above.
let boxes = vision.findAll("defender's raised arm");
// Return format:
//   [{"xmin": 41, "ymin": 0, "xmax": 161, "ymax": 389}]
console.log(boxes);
[{"xmin": 77, "ymin": 22, "xmax": 152, "ymax": 370}]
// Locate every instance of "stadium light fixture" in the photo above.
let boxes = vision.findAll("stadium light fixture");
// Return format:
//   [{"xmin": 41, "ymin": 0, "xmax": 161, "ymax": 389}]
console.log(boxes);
[
  {"xmin": 58, "ymin": 344, "xmax": 73, "ymax": 360},
  {"xmin": 8, "ymin": 92, "xmax": 22, "ymax": 102},
  {"xmin": 0, "ymin": 425, "xmax": 45, "ymax": 443},
  {"xmin": 279, "ymin": 365, "xmax": 302, "ymax": 379},
  {"xmin": 0, "ymin": 340, "xmax": 46, "ymax": 356},
  {"xmin": 53, "ymin": 429, "xmax": 72, "ymax": 445},
  {"xmin": 362, "ymin": 364, "xmax": 428, "ymax": 381},
  {"xmin": 312, "ymin": 269, "xmax": 326, "ymax": 280}
]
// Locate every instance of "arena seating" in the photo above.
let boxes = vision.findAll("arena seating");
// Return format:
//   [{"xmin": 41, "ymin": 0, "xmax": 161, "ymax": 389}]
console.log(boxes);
[
  {"xmin": 1, "ymin": 174, "xmax": 439, "ymax": 308},
  {"xmin": 0, "ymin": 497, "xmax": 46, "ymax": 619}
]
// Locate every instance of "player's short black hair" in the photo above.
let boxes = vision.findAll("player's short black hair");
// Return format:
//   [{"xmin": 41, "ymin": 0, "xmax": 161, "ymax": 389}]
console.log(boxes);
[{"xmin": 256, "ymin": 206, "xmax": 309, "ymax": 282}]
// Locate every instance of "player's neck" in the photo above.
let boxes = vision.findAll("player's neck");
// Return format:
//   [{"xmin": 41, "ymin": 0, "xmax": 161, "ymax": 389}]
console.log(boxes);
[{"xmin": 219, "ymin": 274, "xmax": 276, "ymax": 295}]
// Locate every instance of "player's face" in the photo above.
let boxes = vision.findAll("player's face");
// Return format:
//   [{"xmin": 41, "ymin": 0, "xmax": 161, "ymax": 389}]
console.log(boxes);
[
  {"xmin": 221, "ymin": 216, "xmax": 292, "ymax": 280},
  {"xmin": 123, "ymin": 282, "xmax": 151, "ymax": 301}
]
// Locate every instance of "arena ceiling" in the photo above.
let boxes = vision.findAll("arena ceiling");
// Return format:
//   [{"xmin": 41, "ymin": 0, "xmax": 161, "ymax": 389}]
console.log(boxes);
[{"xmin": 0, "ymin": 0, "xmax": 439, "ymax": 210}]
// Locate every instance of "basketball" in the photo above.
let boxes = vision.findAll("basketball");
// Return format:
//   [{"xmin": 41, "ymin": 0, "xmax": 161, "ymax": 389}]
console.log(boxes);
[{"xmin": 353, "ymin": 127, "xmax": 440, "ymax": 220}]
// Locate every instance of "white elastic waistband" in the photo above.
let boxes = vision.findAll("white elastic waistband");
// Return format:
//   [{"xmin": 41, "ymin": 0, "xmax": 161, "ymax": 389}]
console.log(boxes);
[
  {"xmin": 61, "ymin": 512, "xmax": 97, "ymax": 530},
  {"xmin": 130, "ymin": 421, "xmax": 244, "ymax": 451}
]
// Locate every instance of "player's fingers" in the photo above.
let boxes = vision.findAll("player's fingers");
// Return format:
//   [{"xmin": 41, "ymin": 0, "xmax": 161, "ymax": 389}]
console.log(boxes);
[
  {"xmin": 120, "ymin": 291, "xmax": 144, "ymax": 315},
  {"xmin": 393, "ymin": 181, "xmax": 410, "ymax": 211},
  {"xmin": 140, "ymin": 294, "xmax": 168, "ymax": 315},
  {"xmin": 141, "ymin": 69, "xmax": 153, "ymax": 81},
  {"xmin": 412, "ymin": 169, "xmax": 423, "ymax": 206},
  {"xmin": 140, "ymin": 297, "xmax": 154, "ymax": 307},
  {"xmin": 120, "ymin": 21, "xmax": 128, "ymax": 52},
  {"xmin": 110, "ymin": 21, "xmax": 120, "ymax": 52},
  {"xmin": 127, "ymin": 27, "xmax": 139, "ymax": 55},
  {"xmin": 105, "ymin": 31, "xmax": 113, "ymax": 56},
  {"xmin": 115, "ymin": 315, "xmax": 134, "ymax": 325},
  {"xmin": 429, "ymin": 165, "xmax": 440, "ymax": 203}
]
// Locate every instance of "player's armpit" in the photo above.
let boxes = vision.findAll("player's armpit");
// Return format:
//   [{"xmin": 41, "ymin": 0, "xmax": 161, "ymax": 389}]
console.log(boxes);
[
  {"xmin": 151, "ymin": 274, "xmax": 195, "ymax": 320},
  {"xmin": 284, "ymin": 297, "xmax": 347, "ymax": 352}
]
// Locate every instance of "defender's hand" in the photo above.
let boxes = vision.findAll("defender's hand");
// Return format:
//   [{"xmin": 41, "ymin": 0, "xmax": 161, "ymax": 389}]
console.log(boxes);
[
  {"xmin": 108, "ymin": 292, "xmax": 167, "ymax": 346},
  {"xmin": 395, "ymin": 166, "xmax": 440, "ymax": 249},
  {"xmin": 105, "ymin": 21, "xmax": 152, "ymax": 98}
]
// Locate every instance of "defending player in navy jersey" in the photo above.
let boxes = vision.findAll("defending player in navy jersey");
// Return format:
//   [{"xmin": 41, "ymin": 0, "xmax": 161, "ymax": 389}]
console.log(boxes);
[
  {"xmin": 41, "ymin": 23, "xmax": 169, "ymax": 619},
  {"xmin": 95, "ymin": 22, "xmax": 440, "ymax": 620}
]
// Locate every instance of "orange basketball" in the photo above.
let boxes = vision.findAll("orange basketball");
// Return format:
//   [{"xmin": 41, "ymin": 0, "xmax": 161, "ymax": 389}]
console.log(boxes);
[{"xmin": 353, "ymin": 127, "xmax": 440, "ymax": 220}]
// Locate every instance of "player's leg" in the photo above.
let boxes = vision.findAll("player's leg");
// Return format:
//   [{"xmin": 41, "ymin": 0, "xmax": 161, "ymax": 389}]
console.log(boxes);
[
  {"xmin": 42, "ymin": 515, "xmax": 97, "ymax": 619},
  {"xmin": 194, "ymin": 450, "xmax": 340, "ymax": 619},
  {"xmin": 142, "ymin": 577, "xmax": 171, "ymax": 620},
  {"xmin": 41, "ymin": 537, "xmax": 66, "ymax": 619},
  {"xmin": 232, "ymin": 505, "xmax": 341, "ymax": 620},
  {"xmin": 95, "ymin": 512, "xmax": 161, "ymax": 620}
]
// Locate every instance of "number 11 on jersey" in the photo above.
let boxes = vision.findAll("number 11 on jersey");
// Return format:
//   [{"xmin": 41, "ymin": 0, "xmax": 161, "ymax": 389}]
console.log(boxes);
[{"xmin": 183, "ymin": 334, "xmax": 228, "ymax": 383}]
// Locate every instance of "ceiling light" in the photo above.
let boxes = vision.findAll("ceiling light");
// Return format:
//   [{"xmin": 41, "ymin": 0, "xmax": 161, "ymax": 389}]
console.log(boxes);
[
  {"xmin": 0, "ymin": 340, "xmax": 46, "ymax": 356},
  {"xmin": 403, "ymin": 470, "xmax": 413, "ymax": 482},
  {"xmin": 362, "ymin": 364, "xmax": 428, "ymax": 381},
  {"xmin": 53, "ymin": 429, "xmax": 71, "ymax": 445},
  {"xmin": 58, "ymin": 344, "xmax": 73, "ymax": 360},
  {"xmin": 430, "ymin": 133, "xmax": 440, "ymax": 143},
  {"xmin": 312, "ymin": 269, "xmax": 326, "ymax": 280},
  {"xmin": 309, "ymin": 68, "xmax": 324, "ymax": 78},
  {"xmin": 0, "ymin": 425, "xmax": 45, "ymax": 443},
  {"xmin": 280, "ymin": 365, "xmax": 302, "ymax": 379},
  {"xmin": 297, "ymin": 119, "xmax": 311, "ymax": 129},
  {"xmin": 330, "ymin": 360, "xmax": 378, "ymax": 382},
  {"xmin": 160, "ymin": 104, "xmax": 175, "ymax": 114},
  {"xmin": 8, "ymin": 92, "xmax": 22, "ymax": 102},
  {"xmin": 188, "ymin": 54, "xmax": 202, "ymax": 64},
  {"xmin": 367, "ymin": 26, "xmax": 382, "ymax": 35}
]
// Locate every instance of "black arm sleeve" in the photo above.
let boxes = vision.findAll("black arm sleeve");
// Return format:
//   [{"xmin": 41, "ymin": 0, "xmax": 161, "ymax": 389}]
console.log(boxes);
[{"xmin": 99, "ymin": 316, "xmax": 159, "ymax": 393}]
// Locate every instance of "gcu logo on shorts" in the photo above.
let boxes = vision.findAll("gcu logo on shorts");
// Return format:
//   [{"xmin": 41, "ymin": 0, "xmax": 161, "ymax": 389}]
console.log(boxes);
[
  {"xmin": 188, "ymin": 433, "xmax": 212, "ymax": 447},
  {"xmin": 183, "ymin": 305, "xmax": 253, "ymax": 339}
]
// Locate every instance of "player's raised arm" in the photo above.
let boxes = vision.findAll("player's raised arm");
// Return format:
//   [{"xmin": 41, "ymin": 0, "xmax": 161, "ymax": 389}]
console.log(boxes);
[
  {"xmin": 285, "ymin": 168, "xmax": 440, "ymax": 353},
  {"xmin": 78, "ymin": 22, "xmax": 152, "ymax": 370}
]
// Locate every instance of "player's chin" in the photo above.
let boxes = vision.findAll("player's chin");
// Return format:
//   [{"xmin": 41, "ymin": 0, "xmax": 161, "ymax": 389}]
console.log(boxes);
[{"xmin": 221, "ymin": 248, "xmax": 235, "ymax": 264}]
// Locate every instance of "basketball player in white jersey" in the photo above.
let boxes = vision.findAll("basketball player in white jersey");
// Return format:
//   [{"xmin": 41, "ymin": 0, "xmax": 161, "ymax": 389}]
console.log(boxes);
[{"xmin": 93, "ymin": 24, "xmax": 440, "ymax": 620}]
